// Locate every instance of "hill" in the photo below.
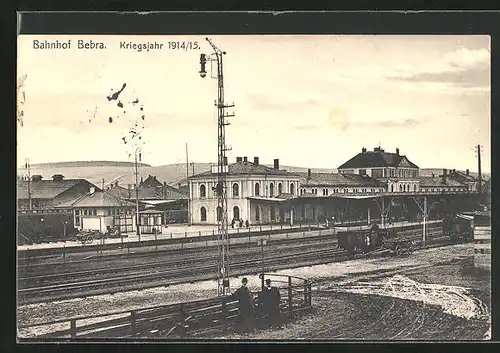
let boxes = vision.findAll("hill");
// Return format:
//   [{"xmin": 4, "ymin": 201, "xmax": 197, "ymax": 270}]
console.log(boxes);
[{"xmin": 28, "ymin": 161, "xmax": 151, "ymax": 168}]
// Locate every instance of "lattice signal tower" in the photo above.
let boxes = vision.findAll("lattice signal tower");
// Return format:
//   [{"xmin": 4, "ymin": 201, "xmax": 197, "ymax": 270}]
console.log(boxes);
[{"xmin": 199, "ymin": 38, "xmax": 235, "ymax": 296}]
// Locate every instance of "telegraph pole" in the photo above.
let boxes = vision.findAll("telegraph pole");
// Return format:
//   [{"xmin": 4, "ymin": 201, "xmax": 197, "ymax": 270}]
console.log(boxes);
[
  {"xmin": 199, "ymin": 38, "xmax": 235, "ymax": 296},
  {"xmin": 476, "ymin": 144, "xmax": 482, "ymax": 194},
  {"xmin": 186, "ymin": 143, "xmax": 190, "ymax": 225},
  {"xmin": 25, "ymin": 158, "xmax": 32, "ymax": 210}
]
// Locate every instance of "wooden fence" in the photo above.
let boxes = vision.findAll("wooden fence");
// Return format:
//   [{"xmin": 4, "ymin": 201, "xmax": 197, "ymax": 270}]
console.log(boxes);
[{"xmin": 19, "ymin": 274, "xmax": 313, "ymax": 339}]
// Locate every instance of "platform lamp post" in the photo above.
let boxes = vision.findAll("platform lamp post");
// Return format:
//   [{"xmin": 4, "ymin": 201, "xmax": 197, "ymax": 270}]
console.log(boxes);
[{"xmin": 134, "ymin": 146, "xmax": 142, "ymax": 240}]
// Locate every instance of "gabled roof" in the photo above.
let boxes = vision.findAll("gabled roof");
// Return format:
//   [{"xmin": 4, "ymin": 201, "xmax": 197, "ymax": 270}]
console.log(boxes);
[
  {"xmin": 137, "ymin": 185, "xmax": 187, "ymax": 200},
  {"xmin": 338, "ymin": 149, "xmax": 419, "ymax": 170},
  {"xmin": 106, "ymin": 185, "xmax": 132, "ymax": 199},
  {"xmin": 140, "ymin": 175, "xmax": 163, "ymax": 188},
  {"xmin": 17, "ymin": 179, "xmax": 96, "ymax": 200},
  {"xmin": 298, "ymin": 172, "xmax": 385, "ymax": 187},
  {"xmin": 189, "ymin": 161, "xmax": 299, "ymax": 179},
  {"xmin": 59, "ymin": 190, "xmax": 135, "ymax": 208},
  {"xmin": 417, "ymin": 176, "xmax": 465, "ymax": 187}
]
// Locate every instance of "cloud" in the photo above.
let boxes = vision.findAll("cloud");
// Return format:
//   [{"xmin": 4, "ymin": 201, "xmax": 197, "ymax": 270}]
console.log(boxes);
[
  {"xmin": 245, "ymin": 93, "xmax": 322, "ymax": 112},
  {"xmin": 386, "ymin": 48, "xmax": 490, "ymax": 90}
]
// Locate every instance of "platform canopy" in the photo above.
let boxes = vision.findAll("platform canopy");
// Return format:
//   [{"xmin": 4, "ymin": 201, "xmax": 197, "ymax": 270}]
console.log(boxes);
[{"xmin": 247, "ymin": 196, "xmax": 289, "ymax": 203}]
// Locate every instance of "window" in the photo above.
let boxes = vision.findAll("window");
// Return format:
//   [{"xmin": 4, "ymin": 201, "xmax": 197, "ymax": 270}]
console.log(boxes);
[
  {"xmin": 255, "ymin": 182, "xmax": 260, "ymax": 196},
  {"xmin": 200, "ymin": 207, "xmax": 207, "ymax": 221},
  {"xmin": 83, "ymin": 209, "xmax": 88, "ymax": 216},
  {"xmin": 300, "ymin": 189, "xmax": 303, "ymax": 195},
  {"xmin": 278, "ymin": 183, "xmax": 283, "ymax": 195},
  {"xmin": 270, "ymin": 206, "xmax": 276, "ymax": 221},
  {"xmin": 217, "ymin": 206, "xmax": 222, "ymax": 222},
  {"xmin": 232, "ymin": 183, "xmax": 239, "ymax": 197},
  {"xmin": 256, "ymin": 206, "xmax": 261, "ymax": 222},
  {"xmin": 233, "ymin": 206, "xmax": 240, "ymax": 221},
  {"xmin": 290, "ymin": 183, "xmax": 295, "ymax": 195},
  {"xmin": 269, "ymin": 183, "xmax": 274, "ymax": 197},
  {"xmin": 92, "ymin": 209, "xmax": 97, "ymax": 216},
  {"xmin": 200, "ymin": 184, "xmax": 206, "ymax": 198},
  {"xmin": 325, "ymin": 189, "xmax": 329, "ymax": 196},
  {"xmin": 108, "ymin": 209, "xmax": 112, "ymax": 216},
  {"xmin": 75, "ymin": 216, "xmax": 80, "ymax": 227}
]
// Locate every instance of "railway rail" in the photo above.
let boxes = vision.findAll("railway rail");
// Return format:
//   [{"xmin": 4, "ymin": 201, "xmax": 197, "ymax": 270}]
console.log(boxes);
[{"xmin": 17, "ymin": 234, "xmax": 458, "ymax": 305}]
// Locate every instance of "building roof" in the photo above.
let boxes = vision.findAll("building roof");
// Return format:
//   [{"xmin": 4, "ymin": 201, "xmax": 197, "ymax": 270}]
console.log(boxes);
[
  {"xmin": 107, "ymin": 184, "xmax": 187, "ymax": 200},
  {"xmin": 338, "ymin": 148, "xmax": 419, "ymax": 170},
  {"xmin": 17, "ymin": 179, "xmax": 96, "ymax": 200},
  {"xmin": 59, "ymin": 190, "xmax": 136, "ymax": 208},
  {"xmin": 448, "ymin": 170, "xmax": 478, "ymax": 184},
  {"xmin": 298, "ymin": 172, "xmax": 385, "ymax": 187},
  {"xmin": 189, "ymin": 161, "xmax": 299, "ymax": 179},
  {"xmin": 106, "ymin": 185, "xmax": 132, "ymax": 199},
  {"xmin": 140, "ymin": 175, "xmax": 163, "ymax": 188},
  {"xmin": 417, "ymin": 176, "xmax": 465, "ymax": 187}
]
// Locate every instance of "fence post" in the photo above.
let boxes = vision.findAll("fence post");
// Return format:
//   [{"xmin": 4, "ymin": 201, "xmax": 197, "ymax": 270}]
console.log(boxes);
[
  {"xmin": 303, "ymin": 283, "xmax": 308, "ymax": 307},
  {"xmin": 180, "ymin": 304, "xmax": 186, "ymax": 337},
  {"xmin": 221, "ymin": 297, "xmax": 228, "ymax": 334},
  {"xmin": 63, "ymin": 243, "xmax": 66, "ymax": 267},
  {"xmin": 70, "ymin": 319, "xmax": 77, "ymax": 338},
  {"xmin": 155, "ymin": 231, "xmax": 158, "ymax": 254},
  {"xmin": 288, "ymin": 276, "xmax": 293, "ymax": 318},
  {"xmin": 130, "ymin": 310, "xmax": 137, "ymax": 336},
  {"xmin": 308, "ymin": 283, "xmax": 312, "ymax": 306}
]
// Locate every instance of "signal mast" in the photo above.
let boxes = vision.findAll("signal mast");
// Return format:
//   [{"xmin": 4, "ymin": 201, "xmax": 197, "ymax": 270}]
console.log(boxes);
[{"xmin": 199, "ymin": 38, "xmax": 235, "ymax": 296}]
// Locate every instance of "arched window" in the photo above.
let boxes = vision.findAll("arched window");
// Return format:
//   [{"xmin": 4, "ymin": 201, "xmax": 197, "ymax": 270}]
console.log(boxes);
[
  {"xmin": 290, "ymin": 183, "xmax": 295, "ymax": 195},
  {"xmin": 216, "ymin": 206, "xmax": 222, "ymax": 222},
  {"xmin": 269, "ymin": 183, "xmax": 275, "ymax": 197},
  {"xmin": 199, "ymin": 184, "xmax": 206, "ymax": 198},
  {"xmin": 256, "ymin": 206, "xmax": 261, "ymax": 222},
  {"xmin": 278, "ymin": 183, "xmax": 283, "ymax": 195},
  {"xmin": 413, "ymin": 185, "xmax": 417, "ymax": 192},
  {"xmin": 200, "ymin": 207, "xmax": 207, "ymax": 221},
  {"xmin": 232, "ymin": 183, "xmax": 239, "ymax": 197},
  {"xmin": 391, "ymin": 185, "xmax": 394, "ymax": 193},
  {"xmin": 254, "ymin": 182, "xmax": 260, "ymax": 196},
  {"xmin": 399, "ymin": 184, "xmax": 403, "ymax": 192},
  {"xmin": 233, "ymin": 206, "xmax": 240, "ymax": 221}
]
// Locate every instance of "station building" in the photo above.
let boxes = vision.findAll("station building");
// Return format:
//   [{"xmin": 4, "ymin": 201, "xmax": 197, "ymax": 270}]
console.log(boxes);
[
  {"xmin": 187, "ymin": 147, "xmax": 483, "ymax": 226},
  {"xmin": 188, "ymin": 157, "xmax": 301, "ymax": 225}
]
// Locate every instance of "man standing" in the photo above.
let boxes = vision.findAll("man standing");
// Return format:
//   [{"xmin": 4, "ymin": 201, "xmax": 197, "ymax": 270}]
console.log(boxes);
[
  {"xmin": 231, "ymin": 277, "xmax": 255, "ymax": 333},
  {"xmin": 261, "ymin": 279, "xmax": 281, "ymax": 328}
]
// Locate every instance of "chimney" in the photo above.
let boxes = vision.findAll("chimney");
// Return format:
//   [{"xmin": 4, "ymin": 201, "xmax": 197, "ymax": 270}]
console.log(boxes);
[
  {"xmin": 243, "ymin": 156, "xmax": 248, "ymax": 163},
  {"xmin": 466, "ymin": 169, "xmax": 469, "ymax": 175},
  {"xmin": 308, "ymin": 168, "xmax": 311, "ymax": 178},
  {"xmin": 254, "ymin": 157, "xmax": 259, "ymax": 165},
  {"xmin": 452, "ymin": 169, "xmax": 456, "ymax": 174},
  {"xmin": 274, "ymin": 159, "xmax": 279, "ymax": 169},
  {"xmin": 442, "ymin": 169, "xmax": 447, "ymax": 184},
  {"xmin": 223, "ymin": 156, "xmax": 228, "ymax": 165},
  {"xmin": 236, "ymin": 157, "xmax": 243, "ymax": 163},
  {"xmin": 396, "ymin": 148, "xmax": 400, "ymax": 155},
  {"xmin": 127, "ymin": 184, "xmax": 132, "ymax": 199},
  {"xmin": 52, "ymin": 174, "xmax": 64, "ymax": 181},
  {"xmin": 32, "ymin": 175, "xmax": 42, "ymax": 182},
  {"xmin": 89, "ymin": 186, "xmax": 95, "ymax": 194},
  {"xmin": 362, "ymin": 147, "xmax": 367, "ymax": 153},
  {"xmin": 115, "ymin": 181, "xmax": 119, "ymax": 187}
]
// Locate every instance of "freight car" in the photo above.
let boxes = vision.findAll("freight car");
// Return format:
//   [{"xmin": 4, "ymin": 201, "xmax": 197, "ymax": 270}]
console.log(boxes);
[
  {"xmin": 337, "ymin": 220, "xmax": 444, "ymax": 259},
  {"xmin": 443, "ymin": 214, "xmax": 474, "ymax": 242}
]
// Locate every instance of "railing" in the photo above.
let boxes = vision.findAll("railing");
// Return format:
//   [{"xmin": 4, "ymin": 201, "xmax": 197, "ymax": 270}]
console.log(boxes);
[
  {"xmin": 299, "ymin": 190, "xmax": 479, "ymax": 198},
  {"xmin": 19, "ymin": 274, "xmax": 313, "ymax": 339},
  {"xmin": 17, "ymin": 222, "xmax": 323, "ymax": 256}
]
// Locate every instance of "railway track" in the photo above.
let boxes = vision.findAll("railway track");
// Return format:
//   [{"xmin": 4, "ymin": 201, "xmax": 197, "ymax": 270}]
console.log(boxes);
[
  {"xmin": 17, "ymin": 235, "xmax": 460, "ymax": 305},
  {"xmin": 18, "ymin": 239, "xmax": 338, "ymax": 288}
]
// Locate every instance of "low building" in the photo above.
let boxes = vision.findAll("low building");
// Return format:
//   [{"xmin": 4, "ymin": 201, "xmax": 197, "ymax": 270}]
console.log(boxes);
[
  {"xmin": 188, "ymin": 157, "xmax": 301, "ymax": 225},
  {"xmin": 338, "ymin": 146, "xmax": 420, "ymax": 193},
  {"xmin": 17, "ymin": 174, "xmax": 99, "ymax": 210},
  {"xmin": 418, "ymin": 170, "xmax": 469, "ymax": 193},
  {"xmin": 458, "ymin": 211, "xmax": 491, "ymax": 270},
  {"xmin": 58, "ymin": 187, "xmax": 136, "ymax": 234},
  {"xmin": 298, "ymin": 169, "xmax": 385, "ymax": 196}
]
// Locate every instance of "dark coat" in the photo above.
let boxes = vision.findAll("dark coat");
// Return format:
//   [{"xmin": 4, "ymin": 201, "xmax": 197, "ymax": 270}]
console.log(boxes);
[
  {"xmin": 260, "ymin": 286, "xmax": 281, "ymax": 314},
  {"xmin": 232, "ymin": 286, "xmax": 254, "ymax": 314}
]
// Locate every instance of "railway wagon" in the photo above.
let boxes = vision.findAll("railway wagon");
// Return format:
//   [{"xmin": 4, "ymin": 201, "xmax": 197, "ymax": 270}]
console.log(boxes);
[
  {"xmin": 337, "ymin": 220, "xmax": 444, "ymax": 258},
  {"xmin": 17, "ymin": 210, "xmax": 78, "ymax": 244},
  {"xmin": 443, "ymin": 215, "xmax": 474, "ymax": 242}
]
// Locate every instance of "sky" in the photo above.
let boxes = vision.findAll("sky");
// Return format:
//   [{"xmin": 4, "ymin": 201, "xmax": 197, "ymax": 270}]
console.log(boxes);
[{"xmin": 17, "ymin": 35, "xmax": 491, "ymax": 173}]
